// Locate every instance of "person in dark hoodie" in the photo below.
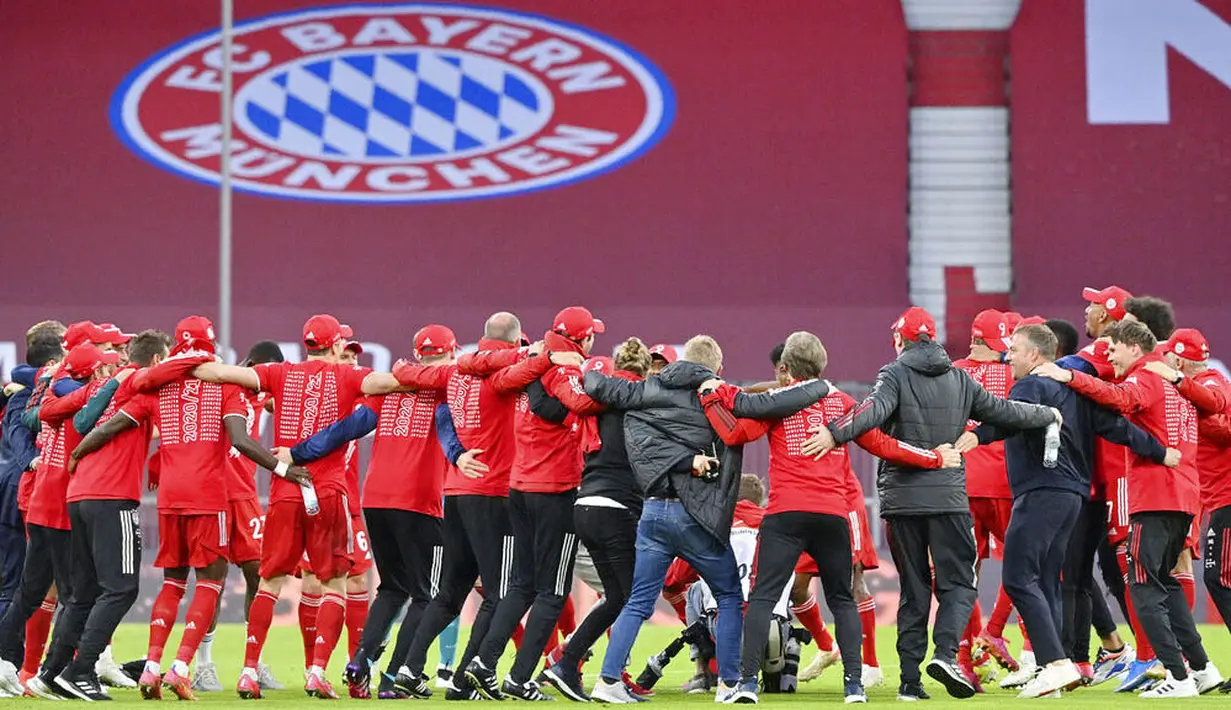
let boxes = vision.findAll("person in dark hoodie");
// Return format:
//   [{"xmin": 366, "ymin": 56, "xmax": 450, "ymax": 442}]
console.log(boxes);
[
  {"xmin": 968, "ymin": 324, "xmax": 1175, "ymax": 698},
  {"xmin": 802, "ymin": 307, "xmax": 1060, "ymax": 700},
  {"xmin": 580, "ymin": 334, "xmax": 829, "ymax": 704},
  {"xmin": 0, "ymin": 333, "xmax": 64, "ymax": 623}
]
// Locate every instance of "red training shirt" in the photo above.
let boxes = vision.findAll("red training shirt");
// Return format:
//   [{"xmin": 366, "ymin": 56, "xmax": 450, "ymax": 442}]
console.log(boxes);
[
  {"xmin": 69, "ymin": 373, "xmax": 151, "ymax": 503},
  {"xmin": 363, "ymin": 389, "xmax": 448, "ymax": 518},
  {"xmin": 1192, "ymin": 369, "xmax": 1231, "ymax": 511},
  {"xmin": 953, "ymin": 358, "xmax": 1013, "ymax": 499}
]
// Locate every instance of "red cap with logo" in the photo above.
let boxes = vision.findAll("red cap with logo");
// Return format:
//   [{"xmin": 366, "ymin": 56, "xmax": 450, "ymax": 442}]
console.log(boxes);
[
  {"xmin": 1018, "ymin": 316, "xmax": 1047, "ymax": 328},
  {"xmin": 1161, "ymin": 328, "xmax": 1210, "ymax": 362},
  {"xmin": 302, "ymin": 314, "xmax": 345, "ymax": 350},
  {"xmin": 582, "ymin": 356, "xmax": 615, "ymax": 375},
  {"xmin": 1082, "ymin": 286, "xmax": 1132, "ymax": 322},
  {"xmin": 97, "ymin": 323, "xmax": 134, "ymax": 345},
  {"xmin": 414, "ymin": 325, "xmax": 458, "ymax": 357},
  {"xmin": 63, "ymin": 343, "xmax": 120, "ymax": 379},
  {"xmin": 173, "ymin": 315, "xmax": 216, "ymax": 355},
  {"xmin": 62, "ymin": 321, "xmax": 104, "ymax": 350},
  {"xmin": 970, "ymin": 310, "xmax": 1009, "ymax": 352},
  {"xmin": 553, "ymin": 307, "xmax": 605, "ymax": 341},
  {"xmin": 892, "ymin": 307, "xmax": 936, "ymax": 343},
  {"xmin": 649, "ymin": 344, "xmax": 678, "ymax": 363}
]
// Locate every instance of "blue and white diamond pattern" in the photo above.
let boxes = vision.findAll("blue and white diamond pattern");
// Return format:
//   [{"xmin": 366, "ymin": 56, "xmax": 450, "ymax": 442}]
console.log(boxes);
[{"xmin": 239, "ymin": 50, "xmax": 551, "ymax": 161}]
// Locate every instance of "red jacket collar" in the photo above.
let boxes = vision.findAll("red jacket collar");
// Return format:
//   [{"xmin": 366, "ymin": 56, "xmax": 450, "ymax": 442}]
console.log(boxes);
[
  {"xmin": 544, "ymin": 331, "xmax": 586, "ymax": 356},
  {"xmin": 477, "ymin": 338, "xmax": 518, "ymax": 351}
]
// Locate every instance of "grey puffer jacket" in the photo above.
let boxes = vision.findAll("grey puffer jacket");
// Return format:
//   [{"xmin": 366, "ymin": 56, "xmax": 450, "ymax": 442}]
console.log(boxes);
[
  {"xmin": 583, "ymin": 362, "xmax": 828, "ymax": 541},
  {"xmin": 827, "ymin": 341, "xmax": 1057, "ymax": 517}
]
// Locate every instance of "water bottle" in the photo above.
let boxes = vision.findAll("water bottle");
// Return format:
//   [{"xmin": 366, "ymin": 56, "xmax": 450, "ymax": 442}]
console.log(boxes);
[
  {"xmin": 301, "ymin": 481, "xmax": 321, "ymax": 516},
  {"xmin": 1043, "ymin": 421, "xmax": 1061, "ymax": 469}
]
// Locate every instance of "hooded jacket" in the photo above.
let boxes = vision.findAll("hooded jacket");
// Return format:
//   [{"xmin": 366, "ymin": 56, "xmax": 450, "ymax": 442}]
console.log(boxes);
[
  {"xmin": 827, "ymin": 341, "xmax": 1057, "ymax": 516},
  {"xmin": 583, "ymin": 361, "xmax": 827, "ymax": 542},
  {"xmin": 0, "ymin": 365, "xmax": 39, "ymax": 529}
]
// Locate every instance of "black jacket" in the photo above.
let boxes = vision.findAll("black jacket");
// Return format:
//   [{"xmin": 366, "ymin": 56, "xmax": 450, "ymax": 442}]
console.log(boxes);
[
  {"xmin": 827, "ymin": 341, "xmax": 1056, "ymax": 517},
  {"xmin": 583, "ymin": 361, "xmax": 827, "ymax": 541},
  {"xmin": 974, "ymin": 375, "xmax": 1166, "ymax": 500}
]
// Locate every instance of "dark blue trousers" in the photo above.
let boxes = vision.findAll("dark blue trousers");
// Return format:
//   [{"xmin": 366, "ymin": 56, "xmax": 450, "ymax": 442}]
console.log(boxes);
[
  {"xmin": 1002, "ymin": 489, "xmax": 1082, "ymax": 666},
  {"xmin": 0, "ymin": 522, "xmax": 25, "ymax": 621}
]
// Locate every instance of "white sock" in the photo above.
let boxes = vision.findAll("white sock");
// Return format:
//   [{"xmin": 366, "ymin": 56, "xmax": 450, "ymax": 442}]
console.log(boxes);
[
  {"xmin": 171, "ymin": 660, "xmax": 190, "ymax": 677},
  {"xmin": 144, "ymin": 661, "xmax": 160, "ymax": 676},
  {"xmin": 100, "ymin": 645, "xmax": 114, "ymax": 664},
  {"xmin": 198, "ymin": 634, "xmax": 214, "ymax": 665},
  {"xmin": 242, "ymin": 667, "xmax": 258, "ymax": 680},
  {"xmin": 308, "ymin": 665, "xmax": 324, "ymax": 680}
]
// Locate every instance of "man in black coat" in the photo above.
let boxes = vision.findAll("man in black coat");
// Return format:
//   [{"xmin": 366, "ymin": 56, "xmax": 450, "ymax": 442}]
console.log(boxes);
[
  {"xmin": 580, "ymin": 335, "xmax": 828, "ymax": 704},
  {"xmin": 803, "ymin": 307, "xmax": 1060, "ymax": 700}
]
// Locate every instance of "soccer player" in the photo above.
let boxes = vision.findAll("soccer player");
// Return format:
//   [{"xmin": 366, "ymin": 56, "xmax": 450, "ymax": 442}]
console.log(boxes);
[
  {"xmin": 388, "ymin": 313, "xmax": 573, "ymax": 700},
  {"xmin": 279, "ymin": 325, "xmax": 457, "ymax": 699},
  {"xmin": 1037, "ymin": 320, "xmax": 1224, "ymax": 696},
  {"xmin": 648, "ymin": 344, "xmax": 677, "ymax": 376},
  {"xmin": 195, "ymin": 340, "xmax": 286, "ymax": 693},
  {"xmin": 175, "ymin": 313, "xmax": 407, "ymax": 699}
]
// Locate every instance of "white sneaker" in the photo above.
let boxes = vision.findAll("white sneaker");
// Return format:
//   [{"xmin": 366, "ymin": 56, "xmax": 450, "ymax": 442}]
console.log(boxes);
[
  {"xmin": 1191, "ymin": 662, "xmax": 1224, "ymax": 695},
  {"xmin": 96, "ymin": 647, "xmax": 138, "ymax": 688},
  {"xmin": 1139, "ymin": 670, "xmax": 1198, "ymax": 698},
  {"xmin": 192, "ymin": 661, "xmax": 225, "ymax": 692},
  {"xmin": 715, "ymin": 680, "xmax": 741, "ymax": 703},
  {"xmin": 591, "ymin": 678, "xmax": 637, "ymax": 704},
  {"xmin": 799, "ymin": 649, "xmax": 839, "ymax": 682},
  {"xmin": 0, "ymin": 660, "xmax": 22, "ymax": 697},
  {"xmin": 257, "ymin": 662, "xmax": 285, "ymax": 690},
  {"xmin": 1017, "ymin": 661, "xmax": 1081, "ymax": 699},
  {"xmin": 861, "ymin": 664, "xmax": 885, "ymax": 689},
  {"xmin": 1000, "ymin": 651, "xmax": 1038, "ymax": 689}
]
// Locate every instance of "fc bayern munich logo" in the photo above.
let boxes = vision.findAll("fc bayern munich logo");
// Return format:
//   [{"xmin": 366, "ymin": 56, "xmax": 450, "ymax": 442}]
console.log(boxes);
[{"xmin": 110, "ymin": 4, "xmax": 675, "ymax": 203}]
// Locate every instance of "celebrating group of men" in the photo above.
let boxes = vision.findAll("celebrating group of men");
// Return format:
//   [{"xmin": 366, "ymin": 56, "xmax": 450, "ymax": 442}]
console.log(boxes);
[{"xmin": 0, "ymin": 285, "xmax": 1227, "ymax": 704}]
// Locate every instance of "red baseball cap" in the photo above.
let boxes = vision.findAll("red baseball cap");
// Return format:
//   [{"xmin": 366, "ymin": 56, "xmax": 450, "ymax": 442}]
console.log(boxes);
[
  {"xmin": 892, "ymin": 307, "xmax": 936, "ymax": 342},
  {"xmin": 1161, "ymin": 328, "xmax": 1210, "ymax": 361},
  {"xmin": 62, "ymin": 321, "xmax": 104, "ymax": 350},
  {"xmin": 553, "ymin": 307, "xmax": 605, "ymax": 341},
  {"xmin": 414, "ymin": 325, "xmax": 458, "ymax": 357},
  {"xmin": 302, "ymin": 314, "xmax": 345, "ymax": 350},
  {"xmin": 344, "ymin": 340, "xmax": 364, "ymax": 354},
  {"xmin": 582, "ymin": 356, "xmax": 615, "ymax": 374},
  {"xmin": 97, "ymin": 323, "xmax": 134, "ymax": 345},
  {"xmin": 649, "ymin": 344, "xmax": 678, "ymax": 363},
  {"xmin": 970, "ymin": 310, "xmax": 1009, "ymax": 352},
  {"xmin": 63, "ymin": 343, "xmax": 120, "ymax": 379},
  {"xmin": 1082, "ymin": 286, "xmax": 1132, "ymax": 322},
  {"xmin": 173, "ymin": 315, "xmax": 216, "ymax": 355},
  {"xmin": 1018, "ymin": 316, "xmax": 1047, "ymax": 328}
]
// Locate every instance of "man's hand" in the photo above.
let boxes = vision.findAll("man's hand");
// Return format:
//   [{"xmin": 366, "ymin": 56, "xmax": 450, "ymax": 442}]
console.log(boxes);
[
  {"xmin": 1164, "ymin": 447, "xmax": 1182, "ymax": 468},
  {"xmin": 801, "ymin": 424, "xmax": 837, "ymax": 459},
  {"xmin": 935, "ymin": 443, "xmax": 963, "ymax": 468},
  {"xmin": 954, "ymin": 431, "xmax": 980, "ymax": 454},
  {"xmin": 3, "ymin": 382, "xmax": 25, "ymax": 397},
  {"xmin": 691, "ymin": 454, "xmax": 719, "ymax": 477},
  {"xmin": 1050, "ymin": 407, "xmax": 1064, "ymax": 427},
  {"xmin": 66, "ymin": 455, "xmax": 78, "ymax": 474},
  {"xmin": 272, "ymin": 447, "xmax": 294, "ymax": 464},
  {"xmin": 528, "ymin": 340, "xmax": 546, "ymax": 356},
  {"xmin": 1033, "ymin": 362, "xmax": 1073, "ymax": 383},
  {"xmin": 286, "ymin": 466, "xmax": 313, "ymax": 487},
  {"xmin": 457, "ymin": 449, "xmax": 490, "ymax": 479},
  {"xmin": 549, "ymin": 351, "xmax": 585, "ymax": 368},
  {"xmin": 1143, "ymin": 360, "xmax": 1181, "ymax": 384},
  {"xmin": 698, "ymin": 378, "xmax": 724, "ymax": 393},
  {"xmin": 29, "ymin": 456, "xmax": 40, "ymax": 471}
]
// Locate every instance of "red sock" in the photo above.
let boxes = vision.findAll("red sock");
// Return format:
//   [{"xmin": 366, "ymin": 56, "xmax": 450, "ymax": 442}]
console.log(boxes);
[
  {"xmin": 543, "ymin": 627, "xmax": 561, "ymax": 658},
  {"xmin": 663, "ymin": 590, "xmax": 688, "ymax": 624},
  {"xmin": 245, "ymin": 590, "xmax": 278, "ymax": 669},
  {"xmin": 299, "ymin": 593, "xmax": 322, "ymax": 668},
  {"xmin": 1117, "ymin": 546, "xmax": 1155, "ymax": 661},
  {"xmin": 147, "ymin": 579, "xmax": 188, "ymax": 664},
  {"xmin": 174, "ymin": 581, "xmax": 222, "ymax": 664},
  {"xmin": 346, "ymin": 592, "xmax": 369, "ymax": 659},
  {"xmin": 1175, "ymin": 572, "xmax": 1195, "ymax": 611},
  {"xmin": 791, "ymin": 595, "xmax": 834, "ymax": 652},
  {"xmin": 558, "ymin": 595, "xmax": 577, "ymax": 637},
  {"xmin": 22, "ymin": 598, "xmax": 56, "ymax": 675},
  {"xmin": 311, "ymin": 593, "xmax": 346, "ymax": 670},
  {"xmin": 858, "ymin": 598, "xmax": 878, "ymax": 667},
  {"xmin": 964, "ymin": 600, "xmax": 983, "ymax": 646},
  {"xmin": 512, "ymin": 622, "xmax": 525, "ymax": 651},
  {"xmin": 1017, "ymin": 616, "xmax": 1032, "ymax": 650},
  {"xmin": 986, "ymin": 586, "xmax": 1013, "ymax": 638}
]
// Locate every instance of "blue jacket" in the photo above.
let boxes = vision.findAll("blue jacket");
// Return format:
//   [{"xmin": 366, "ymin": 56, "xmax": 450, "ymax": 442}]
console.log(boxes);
[
  {"xmin": 975, "ymin": 374, "xmax": 1167, "ymax": 499},
  {"xmin": 0, "ymin": 365, "xmax": 40, "ymax": 528}
]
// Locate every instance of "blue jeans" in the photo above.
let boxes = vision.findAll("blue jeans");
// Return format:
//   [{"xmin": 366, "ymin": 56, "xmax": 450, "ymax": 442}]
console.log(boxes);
[{"xmin": 600, "ymin": 500, "xmax": 743, "ymax": 683}]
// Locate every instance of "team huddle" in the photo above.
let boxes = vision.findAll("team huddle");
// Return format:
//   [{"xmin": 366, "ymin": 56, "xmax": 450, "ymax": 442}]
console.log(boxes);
[{"xmin": 0, "ymin": 288, "xmax": 1227, "ymax": 703}]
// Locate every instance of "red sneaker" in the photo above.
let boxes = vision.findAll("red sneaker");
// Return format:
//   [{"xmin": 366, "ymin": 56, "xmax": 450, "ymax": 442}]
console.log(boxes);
[
  {"xmin": 162, "ymin": 668, "xmax": 196, "ymax": 701},
  {"xmin": 1065, "ymin": 662, "xmax": 1094, "ymax": 690},
  {"xmin": 139, "ymin": 669, "xmax": 163, "ymax": 700},
  {"xmin": 237, "ymin": 671, "xmax": 263, "ymax": 700},
  {"xmin": 306, "ymin": 672, "xmax": 340, "ymax": 700},
  {"xmin": 976, "ymin": 632, "xmax": 1021, "ymax": 672},
  {"xmin": 623, "ymin": 672, "xmax": 655, "ymax": 698},
  {"xmin": 959, "ymin": 661, "xmax": 985, "ymax": 694}
]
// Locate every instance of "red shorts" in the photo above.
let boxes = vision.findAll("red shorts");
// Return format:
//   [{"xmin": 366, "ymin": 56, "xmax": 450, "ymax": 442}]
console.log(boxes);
[
  {"xmin": 227, "ymin": 497, "xmax": 264, "ymax": 565},
  {"xmin": 970, "ymin": 497, "xmax": 1013, "ymax": 560},
  {"xmin": 349, "ymin": 514, "xmax": 373, "ymax": 575},
  {"xmin": 156, "ymin": 512, "xmax": 229, "ymax": 569},
  {"xmin": 260, "ymin": 491, "xmax": 352, "ymax": 582},
  {"xmin": 1105, "ymin": 477, "xmax": 1130, "ymax": 545},
  {"xmin": 1185, "ymin": 513, "xmax": 1201, "ymax": 558}
]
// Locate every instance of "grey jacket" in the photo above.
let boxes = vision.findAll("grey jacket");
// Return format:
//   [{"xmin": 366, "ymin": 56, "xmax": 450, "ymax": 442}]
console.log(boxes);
[
  {"xmin": 827, "ymin": 341, "xmax": 1056, "ymax": 516},
  {"xmin": 583, "ymin": 362, "xmax": 828, "ymax": 541}
]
